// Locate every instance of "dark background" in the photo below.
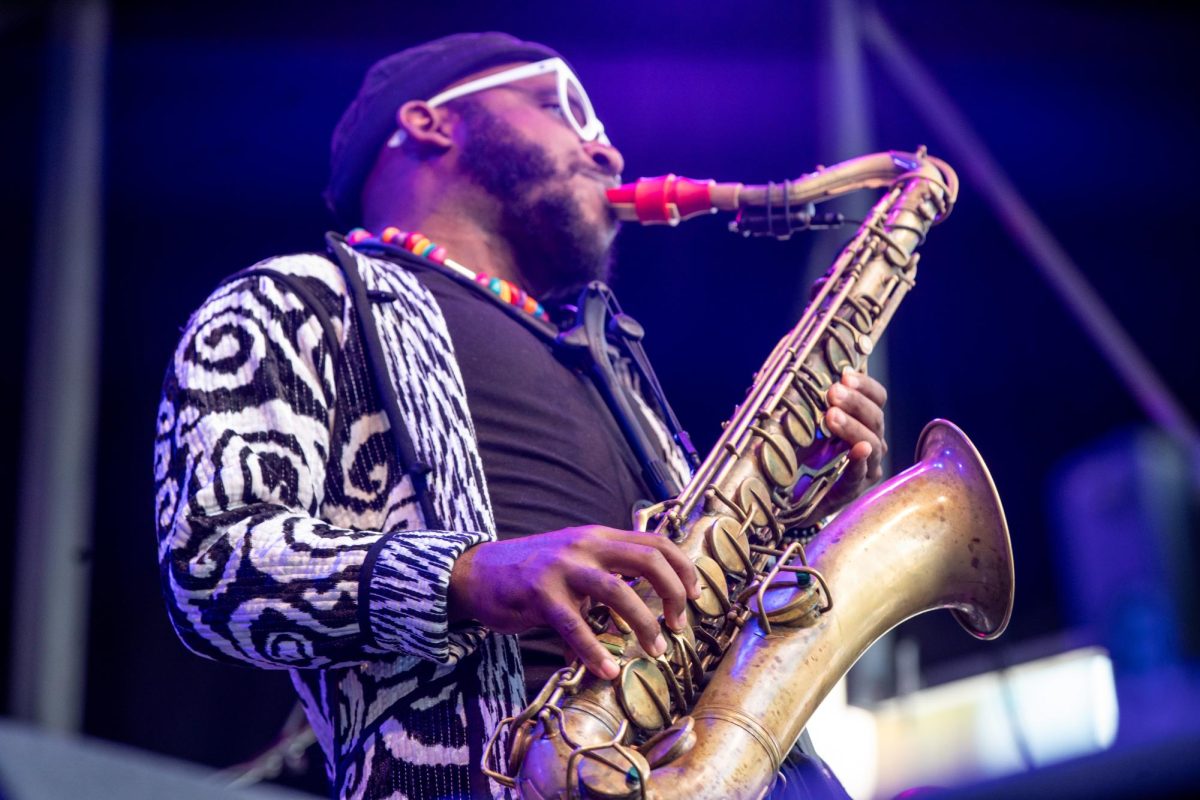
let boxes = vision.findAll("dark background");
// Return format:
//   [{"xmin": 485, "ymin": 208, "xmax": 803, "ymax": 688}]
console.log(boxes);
[{"xmin": 2, "ymin": 0, "xmax": 1197, "ymax": 793}]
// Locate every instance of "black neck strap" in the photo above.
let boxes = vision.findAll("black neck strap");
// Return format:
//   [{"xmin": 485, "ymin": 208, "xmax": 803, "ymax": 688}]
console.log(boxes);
[
  {"xmin": 557, "ymin": 282, "xmax": 699, "ymax": 501},
  {"xmin": 343, "ymin": 239, "xmax": 699, "ymax": 505}
]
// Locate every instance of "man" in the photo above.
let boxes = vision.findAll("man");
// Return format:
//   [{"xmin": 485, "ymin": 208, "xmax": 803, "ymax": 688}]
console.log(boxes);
[{"xmin": 155, "ymin": 32, "xmax": 887, "ymax": 799}]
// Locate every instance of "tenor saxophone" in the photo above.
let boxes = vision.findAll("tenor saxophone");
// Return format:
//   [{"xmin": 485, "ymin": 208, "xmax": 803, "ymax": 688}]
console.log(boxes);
[{"xmin": 483, "ymin": 149, "xmax": 1015, "ymax": 800}]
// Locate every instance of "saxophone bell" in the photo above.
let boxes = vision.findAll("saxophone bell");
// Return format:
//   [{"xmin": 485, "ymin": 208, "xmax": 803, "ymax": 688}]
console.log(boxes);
[{"xmin": 516, "ymin": 420, "xmax": 1014, "ymax": 799}]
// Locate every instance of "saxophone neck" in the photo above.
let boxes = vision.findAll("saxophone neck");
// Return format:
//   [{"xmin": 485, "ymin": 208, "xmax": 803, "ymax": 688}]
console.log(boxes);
[{"xmin": 606, "ymin": 148, "xmax": 958, "ymax": 227}]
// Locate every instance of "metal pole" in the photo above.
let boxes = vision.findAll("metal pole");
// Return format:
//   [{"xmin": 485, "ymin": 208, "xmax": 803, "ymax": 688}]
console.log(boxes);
[
  {"xmin": 801, "ymin": 0, "xmax": 876, "ymax": 293},
  {"xmin": 10, "ymin": 0, "xmax": 109, "ymax": 732},
  {"xmin": 860, "ymin": 5, "xmax": 1200, "ymax": 474},
  {"xmin": 803, "ymin": 0, "xmax": 890, "ymax": 469},
  {"xmin": 810, "ymin": 0, "xmax": 897, "ymax": 707}
]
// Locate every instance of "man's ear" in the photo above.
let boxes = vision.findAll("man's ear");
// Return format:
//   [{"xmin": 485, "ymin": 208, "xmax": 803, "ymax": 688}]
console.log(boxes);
[{"xmin": 395, "ymin": 100, "xmax": 456, "ymax": 152}]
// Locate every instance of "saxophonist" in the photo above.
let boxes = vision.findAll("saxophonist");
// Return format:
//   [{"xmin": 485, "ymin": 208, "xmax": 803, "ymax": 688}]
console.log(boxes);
[{"xmin": 155, "ymin": 32, "xmax": 887, "ymax": 799}]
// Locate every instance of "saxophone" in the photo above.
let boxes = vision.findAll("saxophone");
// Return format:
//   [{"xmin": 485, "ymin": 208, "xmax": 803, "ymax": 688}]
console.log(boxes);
[{"xmin": 483, "ymin": 149, "xmax": 1016, "ymax": 799}]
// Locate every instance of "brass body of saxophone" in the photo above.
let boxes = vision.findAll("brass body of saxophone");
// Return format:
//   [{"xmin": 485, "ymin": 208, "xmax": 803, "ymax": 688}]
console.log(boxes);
[{"xmin": 483, "ymin": 149, "xmax": 1016, "ymax": 800}]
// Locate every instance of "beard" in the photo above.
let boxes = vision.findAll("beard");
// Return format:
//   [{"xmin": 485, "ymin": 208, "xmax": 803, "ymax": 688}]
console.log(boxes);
[{"xmin": 454, "ymin": 99, "xmax": 617, "ymax": 304}]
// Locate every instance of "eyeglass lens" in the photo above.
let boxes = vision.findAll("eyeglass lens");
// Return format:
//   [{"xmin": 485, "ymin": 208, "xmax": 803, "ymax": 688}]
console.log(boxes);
[{"xmin": 563, "ymin": 74, "xmax": 590, "ymax": 131}]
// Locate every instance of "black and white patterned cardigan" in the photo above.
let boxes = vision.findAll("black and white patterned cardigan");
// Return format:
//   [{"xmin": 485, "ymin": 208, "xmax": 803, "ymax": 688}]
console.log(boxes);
[{"xmin": 155, "ymin": 242, "xmax": 529, "ymax": 799}]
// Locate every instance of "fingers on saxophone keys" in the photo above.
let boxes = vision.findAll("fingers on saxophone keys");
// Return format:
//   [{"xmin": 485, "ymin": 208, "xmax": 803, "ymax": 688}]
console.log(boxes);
[
  {"xmin": 840, "ymin": 368, "xmax": 888, "ymax": 408},
  {"xmin": 570, "ymin": 567, "xmax": 668, "ymax": 658},
  {"xmin": 602, "ymin": 539, "xmax": 694, "ymax": 633},
  {"xmin": 826, "ymin": 404, "xmax": 880, "ymax": 453},
  {"xmin": 589, "ymin": 527, "xmax": 700, "ymax": 601},
  {"xmin": 845, "ymin": 443, "xmax": 877, "ymax": 482},
  {"xmin": 545, "ymin": 600, "xmax": 620, "ymax": 680},
  {"xmin": 620, "ymin": 532, "xmax": 701, "ymax": 601},
  {"xmin": 827, "ymin": 383, "xmax": 885, "ymax": 441}
]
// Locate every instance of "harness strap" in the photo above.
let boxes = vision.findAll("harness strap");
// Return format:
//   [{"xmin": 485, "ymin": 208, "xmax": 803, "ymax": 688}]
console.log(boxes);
[{"xmin": 325, "ymin": 233, "xmax": 442, "ymax": 530}]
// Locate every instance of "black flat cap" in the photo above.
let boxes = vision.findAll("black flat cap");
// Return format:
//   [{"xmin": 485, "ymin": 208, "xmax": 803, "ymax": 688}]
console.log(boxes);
[{"xmin": 324, "ymin": 31, "xmax": 560, "ymax": 226}]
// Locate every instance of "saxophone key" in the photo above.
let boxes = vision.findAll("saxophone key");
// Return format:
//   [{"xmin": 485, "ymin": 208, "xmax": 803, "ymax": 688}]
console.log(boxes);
[
  {"xmin": 823, "ymin": 324, "xmax": 858, "ymax": 375},
  {"xmin": 750, "ymin": 422, "xmax": 799, "ymax": 488},
  {"xmin": 688, "ymin": 555, "xmax": 730, "ymax": 620},
  {"xmin": 616, "ymin": 658, "xmax": 672, "ymax": 733},
  {"xmin": 597, "ymin": 631, "xmax": 629, "ymax": 657},
  {"xmin": 577, "ymin": 745, "xmax": 652, "ymax": 799},
  {"xmin": 700, "ymin": 515, "xmax": 754, "ymax": 578},
  {"xmin": 607, "ymin": 608, "xmax": 634, "ymax": 636},
  {"xmin": 738, "ymin": 477, "xmax": 776, "ymax": 532},
  {"xmin": 779, "ymin": 394, "xmax": 817, "ymax": 449},
  {"xmin": 640, "ymin": 716, "xmax": 697, "ymax": 768},
  {"xmin": 749, "ymin": 574, "xmax": 824, "ymax": 629}
]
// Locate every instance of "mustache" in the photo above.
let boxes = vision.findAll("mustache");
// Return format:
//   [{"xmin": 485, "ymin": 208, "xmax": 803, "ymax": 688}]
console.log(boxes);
[{"xmin": 573, "ymin": 164, "xmax": 620, "ymax": 189}]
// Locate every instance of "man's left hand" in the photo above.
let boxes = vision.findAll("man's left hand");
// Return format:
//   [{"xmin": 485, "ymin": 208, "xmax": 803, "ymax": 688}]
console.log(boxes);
[{"xmin": 796, "ymin": 368, "xmax": 888, "ymax": 524}]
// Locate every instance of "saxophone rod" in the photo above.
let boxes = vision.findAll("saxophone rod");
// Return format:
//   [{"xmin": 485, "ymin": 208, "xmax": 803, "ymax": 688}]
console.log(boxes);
[
  {"xmin": 605, "ymin": 150, "xmax": 934, "ymax": 226},
  {"xmin": 669, "ymin": 233, "xmax": 869, "ymax": 521}
]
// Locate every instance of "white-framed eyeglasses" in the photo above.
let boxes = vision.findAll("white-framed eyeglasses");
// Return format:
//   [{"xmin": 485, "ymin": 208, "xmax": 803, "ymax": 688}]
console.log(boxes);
[{"xmin": 386, "ymin": 57, "xmax": 609, "ymax": 148}]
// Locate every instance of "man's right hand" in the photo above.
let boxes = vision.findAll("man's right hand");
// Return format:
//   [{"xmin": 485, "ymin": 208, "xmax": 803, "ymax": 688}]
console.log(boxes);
[{"xmin": 447, "ymin": 526, "xmax": 700, "ymax": 681}]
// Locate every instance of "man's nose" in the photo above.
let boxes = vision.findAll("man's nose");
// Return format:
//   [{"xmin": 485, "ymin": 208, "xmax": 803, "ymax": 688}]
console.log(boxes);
[{"xmin": 583, "ymin": 138, "xmax": 624, "ymax": 179}]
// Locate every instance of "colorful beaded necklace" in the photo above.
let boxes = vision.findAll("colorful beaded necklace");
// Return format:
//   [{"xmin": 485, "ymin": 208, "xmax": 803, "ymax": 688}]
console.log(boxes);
[{"xmin": 346, "ymin": 227, "xmax": 550, "ymax": 322}]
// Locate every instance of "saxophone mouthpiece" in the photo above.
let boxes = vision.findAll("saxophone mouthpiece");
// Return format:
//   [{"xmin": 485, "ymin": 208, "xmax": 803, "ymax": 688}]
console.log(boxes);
[{"xmin": 606, "ymin": 175, "xmax": 744, "ymax": 225}]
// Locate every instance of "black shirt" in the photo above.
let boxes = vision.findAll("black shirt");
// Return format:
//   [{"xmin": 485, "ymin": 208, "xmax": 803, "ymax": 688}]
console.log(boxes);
[{"xmin": 411, "ymin": 266, "xmax": 655, "ymax": 695}]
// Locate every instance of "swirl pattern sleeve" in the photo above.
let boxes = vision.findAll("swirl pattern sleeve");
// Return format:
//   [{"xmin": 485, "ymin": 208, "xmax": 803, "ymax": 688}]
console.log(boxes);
[{"xmin": 153, "ymin": 256, "xmax": 488, "ymax": 670}]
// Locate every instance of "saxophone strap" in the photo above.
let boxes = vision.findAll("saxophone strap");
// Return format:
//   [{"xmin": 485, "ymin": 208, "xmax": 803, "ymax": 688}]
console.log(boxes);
[
  {"xmin": 557, "ymin": 281, "xmax": 699, "ymax": 501},
  {"xmin": 340, "ymin": 237, "xmax": 695, "ymax": 504}
]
